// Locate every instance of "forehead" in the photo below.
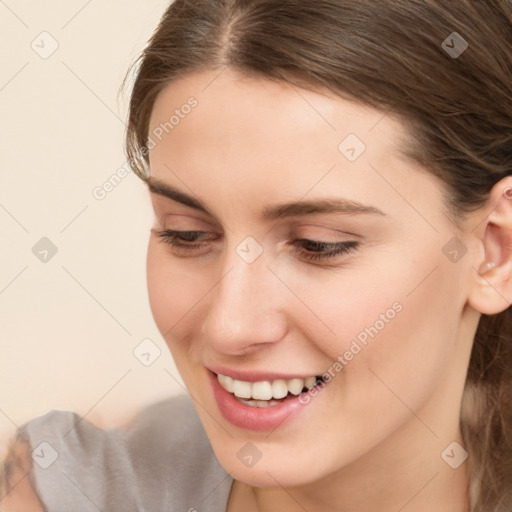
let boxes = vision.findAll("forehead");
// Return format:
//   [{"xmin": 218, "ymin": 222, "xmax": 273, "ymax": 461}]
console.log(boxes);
[
  {"xmin": 147, "ymin": 69, "xmax": 445, "ymax": 228},
  {"xmin": 148, "ymin": 69, "xmax": 406, "ymax": 176},
  {"xmin": 148, "ymin": 68, "xmax": 403, "ymax": 153}
]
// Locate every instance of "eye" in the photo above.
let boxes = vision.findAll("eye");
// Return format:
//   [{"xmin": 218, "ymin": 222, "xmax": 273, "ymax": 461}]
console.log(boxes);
[
  {"xmin": 153, "ymin": 229, "xmax": 216, "ymax": 256},
  {"xmin": 290, "ymin": 238, "xmax": 359, "ymax": 262},
  {"xmin": 153, "ymin": 229, "xmax": 359, "ymax": 262}
]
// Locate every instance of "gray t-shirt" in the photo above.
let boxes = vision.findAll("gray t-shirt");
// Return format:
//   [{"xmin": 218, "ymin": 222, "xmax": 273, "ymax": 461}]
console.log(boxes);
[{"xmin": 18, "ymin": 394, "xmax": 234, "ymax": 511}]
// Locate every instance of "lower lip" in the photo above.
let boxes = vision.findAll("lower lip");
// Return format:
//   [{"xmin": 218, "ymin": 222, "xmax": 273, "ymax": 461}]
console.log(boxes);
[{"xmin": 208, "ymin": 370, "xmax": 323, "ymax": 432}]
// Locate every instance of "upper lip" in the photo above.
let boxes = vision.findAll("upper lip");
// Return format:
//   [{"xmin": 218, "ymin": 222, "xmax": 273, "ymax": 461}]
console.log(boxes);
[{"xmin": 206, "ymin": 365, "xmax": 322, "ymax": 382}]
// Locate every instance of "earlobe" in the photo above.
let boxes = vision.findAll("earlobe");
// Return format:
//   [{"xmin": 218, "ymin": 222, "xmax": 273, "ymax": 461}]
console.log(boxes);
[
  {"xmin": 477, "ymin": 261, "xmax": 496, "ymax": 274},
  {"xmin": 467, "ymin": 181, "xmax": 512, "ymax": 315}
]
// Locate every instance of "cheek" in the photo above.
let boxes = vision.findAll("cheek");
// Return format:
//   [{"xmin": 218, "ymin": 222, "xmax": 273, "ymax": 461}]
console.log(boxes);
[
  {"xmin": 146, "ymin": 241, "xmax": 205, "ymax": 342},
  {"xmin": 309, "ymin": 246, "xmax": 462, "ymax": 422},
  {"xmin": 285, "ymin": 236, "xmax": 459, "ymax": 380},
  {"xmin": 312, "ymin": 238, "xmax": 461, "ymax": 363}
]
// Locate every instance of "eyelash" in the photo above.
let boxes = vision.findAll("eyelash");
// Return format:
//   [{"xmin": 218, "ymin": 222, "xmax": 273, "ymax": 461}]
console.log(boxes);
[{"xmin": 153, "ymin": 229, "xmax": 359, "ymax": 262}]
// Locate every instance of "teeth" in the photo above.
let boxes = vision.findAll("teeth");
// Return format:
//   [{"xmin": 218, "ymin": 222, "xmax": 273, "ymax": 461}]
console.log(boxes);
[
  {"xmin": 305, "ymin": 376, "xmax": 317, "ymax": 389},
  {"xmin": 237, "ymin": 398, "xmax": 282, "ymax": 407},
  {"xmin": 232, "ymin": 379, "xmax": 252, "ymax": 399},
  {"xmin": 217, "ymin": 374, "xmax": 234, "ymax": 393},
  {"xmin": 251, "ymin": 381, "xmax": 273, "ymax": 400},
  {"xmin": 286, "ymin": 378, "xmax": 304, "ymax": 396},
  {"xmin": 217, "ymin": 373, "xmax": 322, "ymax": 400},
  {"xmin": 271, "ymin": 379, "xmax": 288, "ymax": 399}
]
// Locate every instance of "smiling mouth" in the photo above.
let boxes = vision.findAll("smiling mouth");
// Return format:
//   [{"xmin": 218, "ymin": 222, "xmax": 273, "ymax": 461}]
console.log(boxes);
[{"xmin": 215, "ymin": 372, "xmax": 326, "ymax": 407}]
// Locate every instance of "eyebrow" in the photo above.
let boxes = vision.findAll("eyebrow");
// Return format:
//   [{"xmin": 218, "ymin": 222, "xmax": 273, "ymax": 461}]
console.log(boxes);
[{"xmin": 146, "ymin": 177, "xmax": 386, "ymax": 220}]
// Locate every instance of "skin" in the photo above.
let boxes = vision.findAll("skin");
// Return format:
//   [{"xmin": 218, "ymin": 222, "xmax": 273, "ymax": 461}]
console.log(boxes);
[
  {"xmin": 0, "ymin": 435, "xmax": 45, "ymax": 511},
  {"xmin": 145, "ymin": 68, "xmax": 512, "ymax": 512}
]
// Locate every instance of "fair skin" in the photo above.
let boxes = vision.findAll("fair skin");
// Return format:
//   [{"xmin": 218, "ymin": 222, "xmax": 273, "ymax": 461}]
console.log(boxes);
[
  {"xmin": 145, "ymin": 68, "xmax": 512, "ymax": 512},
  {"xmin": 2, "ymin": 69, "xmax": 511, "ymax": 512}
]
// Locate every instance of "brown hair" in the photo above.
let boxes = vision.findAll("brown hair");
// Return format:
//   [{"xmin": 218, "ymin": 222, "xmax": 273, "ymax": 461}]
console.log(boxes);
[{"xmin": 123, "ymin": 1, "xmax": 512, "ymax": 510}]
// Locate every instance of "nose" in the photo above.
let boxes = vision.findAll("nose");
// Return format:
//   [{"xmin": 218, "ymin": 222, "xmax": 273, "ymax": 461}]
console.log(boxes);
[{"xmin": 201, "ymin": 243, "xmax": 288, "ymax": 356}]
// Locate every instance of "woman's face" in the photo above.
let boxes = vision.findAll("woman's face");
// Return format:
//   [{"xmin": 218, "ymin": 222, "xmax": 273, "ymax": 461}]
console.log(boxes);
[{"xmin": 146, "ymin": 69, "xmax": 477, "ymax": 487}]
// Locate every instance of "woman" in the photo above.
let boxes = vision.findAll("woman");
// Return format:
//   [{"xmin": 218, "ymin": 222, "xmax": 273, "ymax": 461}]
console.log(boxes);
[{"xmin": 2, "ymin": 1, "xmax": 511, "ymax": 511}]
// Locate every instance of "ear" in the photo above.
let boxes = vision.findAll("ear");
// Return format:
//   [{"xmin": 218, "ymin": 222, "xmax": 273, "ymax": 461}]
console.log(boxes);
[{"xmin": 467, "ymin": 177, "xmax": 512, "ymax": 315}]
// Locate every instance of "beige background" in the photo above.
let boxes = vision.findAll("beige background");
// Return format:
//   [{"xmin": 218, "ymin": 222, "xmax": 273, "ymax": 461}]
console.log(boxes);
[{"xmin": 0, "ymin": 0, "xmax": 185, "ymax": 448}]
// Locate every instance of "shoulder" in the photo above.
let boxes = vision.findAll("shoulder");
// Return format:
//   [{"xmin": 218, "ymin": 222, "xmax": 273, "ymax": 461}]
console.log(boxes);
[
  {"xmin": 120, "ymin": 394, "xmax": 233, "ymax": 510},
  {"xmin": 10, "ymin": 405, "xmax": 138, "ymax": 511},
  {"xmin": 3, "ymin": 394, "xmax": 232, "ymax": 512}
]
